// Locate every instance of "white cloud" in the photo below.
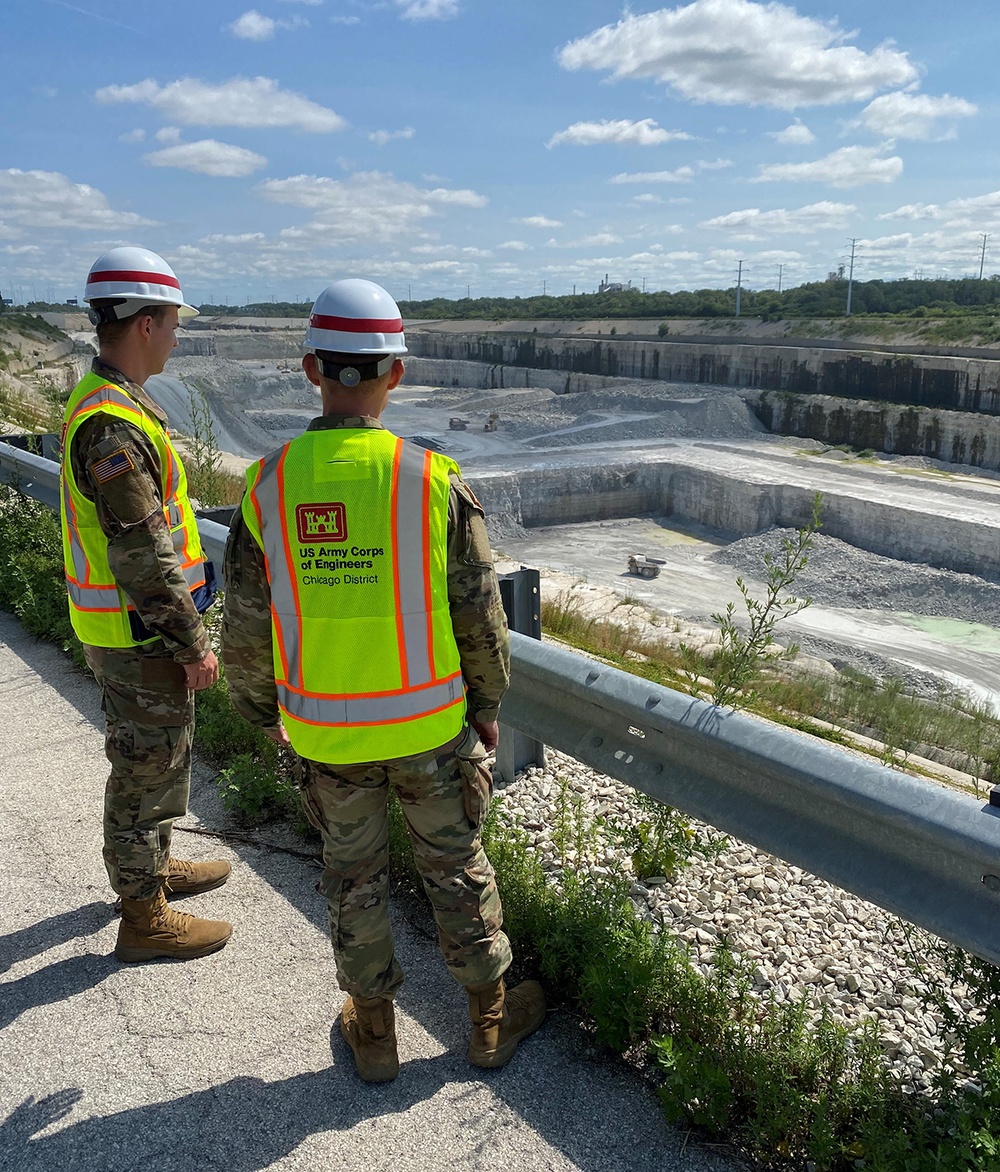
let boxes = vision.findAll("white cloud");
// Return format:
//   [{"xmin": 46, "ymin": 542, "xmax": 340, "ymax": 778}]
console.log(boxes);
[
  {"xmin": 885, "ymin": 190, "xmax": 1000, "ymax": 233},
  {"xmin": 331, "ymin": 15, "xmax": 361, "ymax": 24},
  {"xmin": 700, "ymin": 200, "xmax": 856, "ymax": 235},
  {"xmin": 549, "ymin": 232, "xmax": 624, "ymax": 248},
  {"xmin": 96, "ymin": 76, "xmax": 346, "ymax": 133},
  {"xmin": 155, "ymin": 126, "xmax": 181, "ymax": 143},
  {"xmin": 699, "ymin": 157, "xmax": 733, "ymax": 171},
  {"xmin": 546, "ymin": 118, "xmax": 693, "ymax": 148},
  {"xmin": 119, "ymin": 128, "xmax": 146, "ymax": 144},
  {"xmin": 878, "ymin": 203, "xmax": 942, "ymax": 222},
  {"xmin": 0, "ymin": 169, "xmax": 157, "ymax": 230},
  {"xmin": 144, "ymin": 140, "xmax": 268, "ymax": 178},
  {"xmin": 257, "ymin": 171, "xmax": 487, "ymax": 243},
  {"xmin": 610, "ymin": 167, "xmax": 694, "ymax": 184},
  {"xmin": 228, "ymin": 9, "xmax": 308, "ymax": 39},
  {"xmin": 229, "ymin": 10, "xmax": 275, "ymax": 39},
  {"xmin": 632, "ymin": 194, "xmax": 662, "ymax": 203},
  {"xmin": 396, "ymin": 0, "xmax": 459, "ymax": 18},
  {"xmin": 558, "ymin": 0, "xmax": 917, "ymax": 110},
  {"xmin": 768, "ymin": 120, "xmax": 815, "ymax": 145},
  {"xmin": 858, "ymin": 91, "xmax": 977, "ymax": 141},
  {"xmin": 369, "ymin": 127, "xmax": 416, "ymax": 146},
  {"xmin": 498, "ymin": 240, "xmax": 530, "ymax": 251},
  {"xmin": 754, "ymin": 146, "xmax": 902, "ymax": 187},
  {"xmin": 200, "ymin": 232, "xmax": 268, "ymax": 243},
  {"xmin": 515, "ymin": 214, "xmax": 563, "ymax": 228}
]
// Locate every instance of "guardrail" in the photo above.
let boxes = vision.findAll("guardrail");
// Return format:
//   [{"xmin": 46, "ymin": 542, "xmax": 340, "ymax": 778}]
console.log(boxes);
[{"xmin": 4, "ymin": 438, "xmax": 1000, "ymax": 964}]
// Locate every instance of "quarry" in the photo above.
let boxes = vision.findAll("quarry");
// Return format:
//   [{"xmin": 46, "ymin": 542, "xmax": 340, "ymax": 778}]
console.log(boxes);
[{"xmin": 6, "ymin": 311, "xmax": 1000, "ymax": 713}]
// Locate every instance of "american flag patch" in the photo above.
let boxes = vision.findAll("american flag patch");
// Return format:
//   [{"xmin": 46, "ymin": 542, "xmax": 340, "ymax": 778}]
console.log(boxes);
[{"xmin": 90, "ymin": 448, "xmax": 135, "ymax": 484}]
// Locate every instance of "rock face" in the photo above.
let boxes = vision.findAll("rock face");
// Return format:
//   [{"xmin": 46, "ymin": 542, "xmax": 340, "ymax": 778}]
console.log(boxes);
[
  {"xmin": 406, "ymin": 329, "xmax": 1000, "ymax": 410},
  {"xmin": 751, "ymin": 389, "xmax": 1000, "ymax": 470},
  {"xmin": 468, "ymin": 447, "xmax": 1000, "ymax": 580}
]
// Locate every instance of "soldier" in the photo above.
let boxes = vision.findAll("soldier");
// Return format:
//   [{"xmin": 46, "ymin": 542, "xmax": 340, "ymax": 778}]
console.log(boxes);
[
  {"xmin": 221, "ymin": 279, "xmax": 544, "ymax": 1081},
  {"xmin": 61, "ymin": 247, "xmax": 232, "ymax": 962}
]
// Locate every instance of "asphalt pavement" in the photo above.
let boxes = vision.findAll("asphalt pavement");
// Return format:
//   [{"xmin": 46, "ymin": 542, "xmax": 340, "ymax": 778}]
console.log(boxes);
[{"xmin": 0, "ymin": 611, "xmax": 742, "ymax": 1172}]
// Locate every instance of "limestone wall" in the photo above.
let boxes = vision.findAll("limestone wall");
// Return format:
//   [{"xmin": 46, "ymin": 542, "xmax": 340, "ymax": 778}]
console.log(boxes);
[
  {"xmin": 466, "ymin": 458, "xmax": 1000, "ymax": 579},
  {"xmin": 407, "ymin": 331, "xmax": 1000, "ymax": 413},
  {"xmin": 750, "ymin": 390, "xmax": 1000, "ymax": 470}
]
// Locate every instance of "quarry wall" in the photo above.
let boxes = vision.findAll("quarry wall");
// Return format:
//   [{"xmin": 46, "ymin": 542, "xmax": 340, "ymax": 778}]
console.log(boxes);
[
  {"xmin": 407, "ymin": 331, "xmax": 1000, "ymax": 413},
  {"xmin": 749, "ymin": 390, "xmax": 1000, "ymax": 471},
  {"xmin": 467, "ymin": 458, "xmax": 1000, "ymax": 580}
]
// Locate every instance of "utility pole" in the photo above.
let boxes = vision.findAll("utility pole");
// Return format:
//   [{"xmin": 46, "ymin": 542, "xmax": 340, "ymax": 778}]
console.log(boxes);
[
  {"xmin": 542, "ymin": 280, "xmax": 547, "ymax": 297},
  {"xmin": 845, "ymin": 238, "xmax": 857, "ymax": 317},
  {"xmin": 735, "ymin": 261, "xmax": 745, "ymax": 317},
  {"xmin": 407, "ymin": 284, "xmax": 412, "ymax": 302},
  {"xmin": 572, "ymin": 284, "xmax": 576, "ymax": 296},
  {"xmin": 776, "ymin": 263, "xmax": 784, "ymax": 293},
  {"xmin": 466, "ymin": 284, "xmax": 471, "ymax": 299},
  {"xmin": 980, "ymin": 233, "xmax": 989, "ymax": 280},
  {"xmin": 641, "ymin": 275, "xmax": 647, "ymax": 293}
]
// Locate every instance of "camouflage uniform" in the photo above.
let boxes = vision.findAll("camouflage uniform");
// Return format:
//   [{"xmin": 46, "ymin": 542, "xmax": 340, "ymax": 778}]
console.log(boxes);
[
  {"xmin": 222, "ymin": 415, "xmax": 512, "ymax": 998},
  {"xmin": 67, "ymin": 358, "xmax": 211, "ymax": 900}
]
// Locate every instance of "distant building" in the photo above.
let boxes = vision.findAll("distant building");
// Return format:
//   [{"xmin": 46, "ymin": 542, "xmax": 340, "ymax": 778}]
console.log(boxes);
[
  {"xmin": 597, "ymin": 272, "xmax": 627, "ymax": 294},
  {"xmin": 1, "ymin": 298, "xmax": 12, "ymax": 307},
  {"xmin": 826, "ymin": 265, "xmax": 846, "ymax": 281}
]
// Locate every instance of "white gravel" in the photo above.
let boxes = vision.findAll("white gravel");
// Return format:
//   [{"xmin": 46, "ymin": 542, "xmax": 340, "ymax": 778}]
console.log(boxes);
[{"xmin": 499, "ymin": 749, "xmax": 974, "ymax": 1094}]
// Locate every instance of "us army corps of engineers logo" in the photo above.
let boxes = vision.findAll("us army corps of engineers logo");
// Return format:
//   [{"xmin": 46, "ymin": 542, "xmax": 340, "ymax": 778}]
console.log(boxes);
[{"xmin": 296, "ymin": 503, "xmax": 347, "ymax": 544}]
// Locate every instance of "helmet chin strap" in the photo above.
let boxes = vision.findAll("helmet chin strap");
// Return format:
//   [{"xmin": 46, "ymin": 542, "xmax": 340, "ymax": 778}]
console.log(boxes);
[{"xmin": 317, "ymin": 353, "xmax": 394, "ymax": 387}]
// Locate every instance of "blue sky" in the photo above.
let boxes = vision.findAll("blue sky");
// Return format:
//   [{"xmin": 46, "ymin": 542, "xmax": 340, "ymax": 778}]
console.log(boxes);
[{"xmin": 1, "ymin": 0, "xmax": 997, "ymax": 305}]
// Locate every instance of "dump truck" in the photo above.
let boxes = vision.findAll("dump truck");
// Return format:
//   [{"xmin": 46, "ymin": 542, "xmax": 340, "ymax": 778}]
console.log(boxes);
[
  {"xmin": 448, "ymin": 417, "xmax": 468, "ymax": 431},
  {"xmin": 626, "ymin": 554, "xmax": 665, "ymax": 580},
  {"xmin": 484, "ymin": 412, "xmax": 500, "ymax": 433}
]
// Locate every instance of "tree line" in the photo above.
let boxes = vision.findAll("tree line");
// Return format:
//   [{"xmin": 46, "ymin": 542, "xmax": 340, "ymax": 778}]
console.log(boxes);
[{"xmin": 9, "ymin": 275, "xmax": 1000, "ymax": 323}]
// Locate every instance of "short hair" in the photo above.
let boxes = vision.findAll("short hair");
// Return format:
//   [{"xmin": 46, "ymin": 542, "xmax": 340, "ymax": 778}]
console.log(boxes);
[{"xmin": 94, "ymin": 302, "xmax": 172, "ymax": 346}]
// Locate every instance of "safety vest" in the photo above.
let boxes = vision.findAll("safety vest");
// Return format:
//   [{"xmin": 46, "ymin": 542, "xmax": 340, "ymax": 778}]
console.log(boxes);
[
  {"xmin": 60, "ymin": 370, "xmax": 207, "ymax": 648},
  {"xmin": 242, "ymin": 427, "xmax": 466, "ymax": 764}
]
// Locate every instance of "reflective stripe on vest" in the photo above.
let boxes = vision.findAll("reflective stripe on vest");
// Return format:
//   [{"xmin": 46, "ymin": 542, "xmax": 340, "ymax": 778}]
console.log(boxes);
[
  {"xmin": 60, "ymin": 371, "xmax": 205, "ymax": 646},
  {"xmin": 243, "ymin": 428, "xmax": 465, "ymax": 763}
]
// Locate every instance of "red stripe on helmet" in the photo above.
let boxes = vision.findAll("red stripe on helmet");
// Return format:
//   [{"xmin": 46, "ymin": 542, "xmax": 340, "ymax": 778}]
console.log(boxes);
[
  {"xmin": 87, "ymin": 269, "xmax": 182, "ymax": 290},
  {"xmin": 310, "ymin": 313, "xmax": 403, "ymax": 333}
]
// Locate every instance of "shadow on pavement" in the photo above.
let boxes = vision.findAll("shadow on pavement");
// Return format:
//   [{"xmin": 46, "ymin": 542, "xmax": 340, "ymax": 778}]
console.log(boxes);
[
  {"xmin": 0, "ymin": 903, "xmax": 116, "ymax": 974},
  {"xmin": 0, "ymin": 953, "xmax": 117, "ymax": 1030},
  {"xmin": 1, "ymin": 1060, "xmax": 467, "ymax": 1172}
]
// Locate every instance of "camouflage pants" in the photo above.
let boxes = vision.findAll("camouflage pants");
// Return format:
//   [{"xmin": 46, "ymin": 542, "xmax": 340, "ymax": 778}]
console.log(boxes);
[
  {"xmin": 83, "ymin": 642, "xmax": 193, "ymax": 900},
  {"xmin": 298, "ymin": 725, "xmax": 512, "ymax": 1000}
]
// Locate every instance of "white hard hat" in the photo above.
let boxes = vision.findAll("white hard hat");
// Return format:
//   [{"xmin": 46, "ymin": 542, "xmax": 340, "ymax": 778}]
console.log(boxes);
[
  {"xmin": 84, "ymin": 246, "xmax": 199, "ymax": 322},
  {"xmin": 305, "ymin": 279, "xmax": 406, "ymax": 355}
]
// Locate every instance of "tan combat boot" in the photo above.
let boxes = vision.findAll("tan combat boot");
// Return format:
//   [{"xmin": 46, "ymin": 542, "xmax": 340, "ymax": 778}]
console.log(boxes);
[
  {"xmin": 466, "ymin": 978, "xmax": 545, "ymax": 1069},
  {"xmin": 340, "ymin": 996, "xmax": 399, "ymax": 1083},
  {"xmin": 115, "ymin": 888, "xmax": 232, "ymax": 962},
  {"xmin": 164, "ymin": 856, "xmax": 232, "ymax": 896}
]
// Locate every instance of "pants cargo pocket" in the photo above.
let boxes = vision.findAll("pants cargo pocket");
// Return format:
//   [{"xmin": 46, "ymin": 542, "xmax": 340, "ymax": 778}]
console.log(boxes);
[{"xmin": 458, "ymin": 755, "xmax": 494, "ymax": 831}]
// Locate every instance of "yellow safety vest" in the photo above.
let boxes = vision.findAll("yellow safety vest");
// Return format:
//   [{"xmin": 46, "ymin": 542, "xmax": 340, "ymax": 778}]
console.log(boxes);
[
  {"xmin": 242, "ymin": 427, "xmax": 466, "ymax": 764},
  {"xmin": 60, "ymin": 370, "xmax": 208, "ymax": 648}
]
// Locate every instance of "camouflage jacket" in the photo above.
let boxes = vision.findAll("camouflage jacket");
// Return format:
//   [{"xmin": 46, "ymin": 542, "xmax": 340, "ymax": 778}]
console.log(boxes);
[
  {"xmin": 65, "ymin": 358, "xmax": 209, "ymax": 663},
  {"xmin": 221, "ymin": 414, "xmax": 510, "ymax": 733}
]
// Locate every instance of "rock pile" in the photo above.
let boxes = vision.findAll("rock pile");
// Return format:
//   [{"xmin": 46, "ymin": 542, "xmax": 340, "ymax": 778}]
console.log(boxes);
[{"xmin": 500, "ymin": 749, "xmax": 974, "ymax": 1092}]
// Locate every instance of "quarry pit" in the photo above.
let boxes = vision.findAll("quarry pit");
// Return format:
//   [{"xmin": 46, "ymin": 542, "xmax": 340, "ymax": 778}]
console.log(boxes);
[{"xmin": 117, "ymin": 320, "xmax": 1000, "ymax": 717}]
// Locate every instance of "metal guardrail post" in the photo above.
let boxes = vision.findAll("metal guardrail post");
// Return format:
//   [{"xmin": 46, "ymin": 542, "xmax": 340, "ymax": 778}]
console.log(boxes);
[{"xmin": 496, "ymin": 568, "xmax": 545, "ymax": 785}]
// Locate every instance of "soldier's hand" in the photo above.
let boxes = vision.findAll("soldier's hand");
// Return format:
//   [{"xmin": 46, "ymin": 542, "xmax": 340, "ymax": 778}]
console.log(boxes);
[
  {"xmin": 263, "ymin": 723, "xmax": 291, "ymax": 745},
  {"xmin": 471, "ymin": 718, "xmax": 499, "ymax": 753},
  {"xmin": 183, "ymin": 649, "xmax": 219, "ymax": 691}
]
